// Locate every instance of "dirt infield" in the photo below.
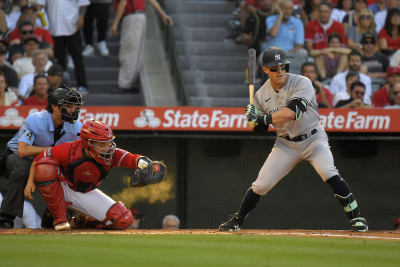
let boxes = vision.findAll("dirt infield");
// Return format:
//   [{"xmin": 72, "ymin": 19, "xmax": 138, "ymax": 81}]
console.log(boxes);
[{"xmin": 1, "ymin": 229, "xmax": 400, "ymax": 240}]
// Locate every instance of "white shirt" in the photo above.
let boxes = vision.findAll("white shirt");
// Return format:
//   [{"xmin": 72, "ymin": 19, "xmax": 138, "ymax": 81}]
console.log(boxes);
[
  {"xmin": 331, "ymin": 9, "xmax": 347, "ymax": 23},
  {"xmin": 12, "ymin": 57, "xmax": 52, "ymax": 79},
  {"xmin": 37, "ymin": 0, "xmax": 90, "ymax": 36},
  {"xmin": 375, "ymin": 9, "xmax": 387, "ymax": 33},
  {"xmin": 18, "ymin": 73, "xmax": 35, "ymax": 99},
  {"xmin": 0, "ymin": 192, "xmax": 41, "ymax": 228},
  {"xmin": 333, "ymin": 90, "xmax": 350, "ymax": 106},
  {"xmin": 329, "ymin": 70, "xmax": 372, "ymax": 104},
  {"xmin": 6, "ymin": 10, "xmax": 50, "ymax": 31}
]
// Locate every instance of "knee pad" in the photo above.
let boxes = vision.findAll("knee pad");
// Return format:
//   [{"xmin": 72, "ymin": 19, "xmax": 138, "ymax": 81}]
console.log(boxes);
[
  {"xmin": 103, "ymin": 201, "xmax": 133, "ymax": 230},
  {"xmin": 34, "ymin": 157, "xmax": 59, "ymax": 185}
]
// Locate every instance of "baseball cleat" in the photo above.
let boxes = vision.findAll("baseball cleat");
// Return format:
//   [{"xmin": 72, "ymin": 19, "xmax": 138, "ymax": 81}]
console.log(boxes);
[
  {"xmin": 54, "ymin": 222, "xmax": 71, "ymax": 231},
  {"xmin": 219, "ymin": 213, "xmax": 244, "ymax": 232},
  {"xmin": 0, "ymin": 217, "xmax": 14, "ymax": 229},
  {"xmin": 350, "ymin": 217, "xmax": 368, "ymax": 232}
]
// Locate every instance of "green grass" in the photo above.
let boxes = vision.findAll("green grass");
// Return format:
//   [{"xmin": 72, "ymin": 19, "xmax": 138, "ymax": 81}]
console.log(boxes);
[{"xmin": 0, "ymin": 234, "xmax": 399, "ymax": 267}]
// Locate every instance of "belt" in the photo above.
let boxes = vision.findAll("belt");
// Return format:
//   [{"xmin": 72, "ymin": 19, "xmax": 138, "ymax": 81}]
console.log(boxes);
[{"xmin": 282, "ymin": 129, "xmax": 317, "ymax": 142}]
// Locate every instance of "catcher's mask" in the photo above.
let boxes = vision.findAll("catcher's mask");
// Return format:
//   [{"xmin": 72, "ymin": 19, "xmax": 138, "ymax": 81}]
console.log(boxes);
[
  {"xmin": 47, "ymin": 86, "xmax": 83, "ymax": 123},
  {"xmin": 81, "ymin": 120, "xmax": 116, "ymax": 165}
]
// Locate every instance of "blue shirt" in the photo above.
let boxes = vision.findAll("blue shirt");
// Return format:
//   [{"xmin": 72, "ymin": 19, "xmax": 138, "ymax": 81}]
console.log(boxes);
[
  {"xmin": 7, "ymin": 110, "xmax": 82, "ymax": 154},
  {"xmin": 265, "ymin": 15, "xmax": 304, "ymax": 52}
]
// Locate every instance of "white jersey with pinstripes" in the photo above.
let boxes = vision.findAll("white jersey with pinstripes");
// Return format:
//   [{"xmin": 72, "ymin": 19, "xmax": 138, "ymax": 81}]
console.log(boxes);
[{"xmin": 253, "ymin": 73, "xmax": 322, "ymax": 138}]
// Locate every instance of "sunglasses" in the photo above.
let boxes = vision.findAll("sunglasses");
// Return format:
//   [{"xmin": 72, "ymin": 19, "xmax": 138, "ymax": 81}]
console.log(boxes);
[
  {"xmin": 21, "ymin": 30, "xmax": 34, "ymax": 35},
  {"xmin": 269, "ymin": 65, "xmax": 288, "ymax": 72},
  {"xmin": 354, "ymin": 91, "xmax": 365, "ymax": 96},
  {"xmin": 360, "ymin": 15, "xmax": 372, "ymax": 20},
  {"xmin": 362, "ymin": 40, "xmax": 375, "ymax": 44},
  {"xmin": 394, "ymin": 91, "xmax": 400, "ymax": 95}
]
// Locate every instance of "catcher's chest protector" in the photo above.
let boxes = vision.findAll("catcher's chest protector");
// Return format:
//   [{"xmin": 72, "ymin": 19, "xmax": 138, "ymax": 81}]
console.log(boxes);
[{"xmin": 63, "ymin": 142, "xmax": 109, "ymax": 193}]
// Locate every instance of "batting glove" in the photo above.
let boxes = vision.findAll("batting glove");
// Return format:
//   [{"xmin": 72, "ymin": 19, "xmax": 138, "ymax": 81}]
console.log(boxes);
[{"xmin": 245, "ymin": 104, "xmax": 258, "ymax": 124}]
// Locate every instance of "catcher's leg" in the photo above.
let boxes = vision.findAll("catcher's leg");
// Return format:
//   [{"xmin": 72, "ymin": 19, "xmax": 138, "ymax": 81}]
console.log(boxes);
[{"xmin": 34, "ymin": 157, "xmax": 69, "ymax": 230}]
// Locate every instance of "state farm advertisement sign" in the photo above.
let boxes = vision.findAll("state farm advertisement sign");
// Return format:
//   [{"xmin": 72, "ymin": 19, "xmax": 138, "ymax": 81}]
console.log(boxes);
[{"xmin": 0, "ymin": 106, "xmax": 399, "ymax": 132}]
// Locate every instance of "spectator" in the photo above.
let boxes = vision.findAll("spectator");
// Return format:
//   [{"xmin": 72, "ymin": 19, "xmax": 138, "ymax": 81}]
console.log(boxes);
[
  {"xmin": 329, "ymin": 50, "xmax": 372, "ymax": 104},
  {"xmin": 37, "ymin": 0, "xmax": 89, "ymax": 94},
  {"xmin": 369, "ymin": 0, "xmax": 386, "ymax": 15},
  {"xmin": 23, "ymin": 74, "xmax": 49, "ymax": 106},
  {"xmin": 0, "ymin": 71, "xmax": 18, "ymax": 106},
  {"xmin": 301, "ymin": 62, "xmax": 334, "ymax": 107},
  {"xmin": 300, "ymin": 0, "xmax": 321, "ymax": 27},
  {"xmin": 162, "ymin": 214, "xmax": 180, "ymax": 229},
  {"xmin": 312, "ymin": 32, "xmax": 351, "ymax": 80},
  {"xmin": 335, "ymin": 80, "xmax": 370, "ymax": 107},
  {"xmin": 0, "ymin": 0, "xmax": 7, "ymax": 34},
  {"xmin": 265, "ymin": 0, "xmax": 307, "ymax": 60},
  {"xmin": 47, "ymin": 64, "xmax": 64, "ymax": 92},
  {"xmin": 0, "ymin": 191, "xmax": 41, "ymax": 228},
  {"xmin": 378, "ymin": 7, "xmax": 400, "ymax": 57},
  {"xmin": 109, "ymin": 0, "xmax": 173, "ymax": 93},
  {"xmin": 8, "ymin": 44, "xmax": 24, "ymax": 65},
  {"xmin": 241, "ymin": 0, "xmax": 272, "ymax": 57},
  {"xmin": 331, "ymin": 0, "xmax": 353, "ymax": 23},
  {"xmin": 0, "ymin": 46, "xmax": 19, "ymax": 92},
  {"xmin": 5, "ymin": 0, "xmax": 27, "ymax": 31},
  {"xmin": 82, "ymin": 0, "xmax": 111, "ymax": 57},
  {"xmin": 0, "ymin": 34, "xmax": 8, "ymax": 52},
  {"xmin": 343, "ymin": 0, "xmax": 368, "ymax": 34},
  {"xmin": 305, "ymin": 2, "xmax": 347, "ymax": 58},
  {"xmin": 239, "ymin": 0, "xmax": 259, "ymax": 28},
  {"xmin": 361, "ymin": 32, "xmax": 389, "ymax": 79},
  {"xmin": 389, "ymin": 49, "xmax": 400, "ymax": 65},
  {"xmin": 394, "ymin": 217, "xmax": 400, "ymax": 231},
  {"xmin": 375, "ymin": 0, "xmax": 400, "ymax": 33},
  {"xmin": 18, "ymin": 49, "xmax": 49, "ymax": 102},
  {"xmin": 12, "ymin": 36, "xmax": 52, "ymax": 79},
  {"xmin": 384, "ymin": 82, "xmax": 400, "ymax": 108},
  {"xmin": 373, "ymin": 66, "xmax": 400, "ymax": 106},
  {"xmin": 333, "ymin": 71, "xmax": 360, "ymax": 105},
  {"xmin": 347, "ymin": 8, "xmax": 377, "ymax": 53}
]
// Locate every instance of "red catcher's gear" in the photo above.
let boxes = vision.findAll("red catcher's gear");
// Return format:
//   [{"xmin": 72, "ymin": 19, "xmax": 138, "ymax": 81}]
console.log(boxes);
[
  {"xmin": 34, "ymin": 157, "xmax": 68, "ymax": 226},
  {"xmin": 102, "ymin": 201, "xmax": 133, "ymax": 229},
  {"xmin": 80, "ymin": 120, "xmax": 116, "ymax": 165}
]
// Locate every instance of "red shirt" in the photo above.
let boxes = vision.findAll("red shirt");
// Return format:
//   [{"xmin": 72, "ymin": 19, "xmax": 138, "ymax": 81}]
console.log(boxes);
[
  {"xmin": 378, "ymin": 29, "xmax": 400, "ymax": 50},
  {"xmin": 23, "ymin": 95, "xmax": 48, "ymax": 106},
  {"xmin": 316, "ymin": 87, "xmax": 333, "ymax": 107},
  {"xmin": 35, "ymin": 140, "xmax": 142, "ymax": 192},
  {"xmin": 372, "ymin": 86, "xmax": 391, "ymax": 107},
  {"xmin": 114, "ymin": 0, "xmax": 145, "ymax": 16},
  {"xmin": 305, "ymin": 20, "xmax": 346, "ymax": 49},
  {"xmin": 244, "ymin": 0, "xmax": 259, "ymax": 8},
  {"xmin": 9, "ymin": 27, "xmax": 54, "ymax": 46}
]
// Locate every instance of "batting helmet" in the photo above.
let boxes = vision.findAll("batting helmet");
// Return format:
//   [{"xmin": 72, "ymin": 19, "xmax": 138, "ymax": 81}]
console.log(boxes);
[
  {"xmin": 47, "ymin": 86, "xmax": 83, "ymax": 123},
  {"xmin": 261, "ymin": 47, "xmax": 290, "ymax": 68},
  {"xmin": 80, "ymin": 120, "xmax": 116, "ymax": 165}
]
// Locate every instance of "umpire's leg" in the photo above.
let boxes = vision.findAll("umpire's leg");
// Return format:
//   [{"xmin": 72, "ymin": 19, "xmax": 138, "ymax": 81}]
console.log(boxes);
[{"xmin": 0, "ymin": 154, "xmax": 32, "ymax": 219}]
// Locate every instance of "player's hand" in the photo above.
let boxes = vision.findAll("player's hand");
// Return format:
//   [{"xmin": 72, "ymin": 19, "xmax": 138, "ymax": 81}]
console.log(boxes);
[
  {"xmin": 245, "ymin": 104, "xmax": 258, "ymax": 124},
  {"xmin": 24, "ymin": 181, "xmax": 35, "ymax": 200}
]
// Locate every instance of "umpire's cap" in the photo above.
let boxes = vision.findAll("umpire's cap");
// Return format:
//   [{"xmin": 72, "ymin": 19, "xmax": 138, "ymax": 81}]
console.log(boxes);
[{"xmin": 261, "ymin": 47, "xmax": 290, "ymax": 67}]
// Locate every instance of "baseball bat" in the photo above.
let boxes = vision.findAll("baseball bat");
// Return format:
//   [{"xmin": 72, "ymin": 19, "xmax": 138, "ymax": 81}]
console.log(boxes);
[{"xmin": 248, "ymin": 48, "xmax": 256, "ymax": 127}]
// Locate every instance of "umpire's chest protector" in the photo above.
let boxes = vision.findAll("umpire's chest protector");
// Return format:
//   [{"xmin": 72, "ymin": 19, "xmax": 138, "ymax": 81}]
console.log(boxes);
[{"xmin": 62, "ymin": 142, "xmax": 109, "ymax": 193}]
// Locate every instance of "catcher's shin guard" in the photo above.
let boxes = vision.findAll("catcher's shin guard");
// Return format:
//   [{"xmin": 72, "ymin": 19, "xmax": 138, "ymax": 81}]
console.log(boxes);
[
  {"xmin": 34, "ymin": 157, "xmax": 68, "ymax": 227},
  {"xmin": 102, "ymin": 201, "xmax": 133, "ymax": 230}
]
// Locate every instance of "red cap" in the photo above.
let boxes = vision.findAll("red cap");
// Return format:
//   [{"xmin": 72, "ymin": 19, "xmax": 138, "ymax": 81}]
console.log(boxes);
[
  {"xmin": 387, "ymin": 66, "xmax": 400, "ymax": 77},
  {"xmin": 395, "ymin": 217, "xmax": 400, "ymax": 227}
]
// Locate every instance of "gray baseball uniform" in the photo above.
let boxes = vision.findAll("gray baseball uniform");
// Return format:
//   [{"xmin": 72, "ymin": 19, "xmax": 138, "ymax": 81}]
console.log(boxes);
[{"xmin": 251, "ymin": 73, "xmax": 339, "ymax": 195}]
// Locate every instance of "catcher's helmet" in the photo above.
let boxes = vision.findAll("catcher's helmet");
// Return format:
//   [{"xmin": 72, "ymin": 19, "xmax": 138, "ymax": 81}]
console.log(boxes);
[
  {"xmin": 47, "ymin": 86, "xmax": 83, "ymax": 123},
  {"xmin": 261, "ymin": 47, "xmax": 290, "ymax": 67},
  {"xmin": 80, "ymin": 120, "xmax": 116, "ymax": 165}
]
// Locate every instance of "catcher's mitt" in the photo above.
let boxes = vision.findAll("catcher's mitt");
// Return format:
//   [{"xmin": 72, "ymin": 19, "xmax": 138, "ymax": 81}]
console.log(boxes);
[{"xmin": 130, "ymin": 159, "xmax": 167, "ymax": 188}]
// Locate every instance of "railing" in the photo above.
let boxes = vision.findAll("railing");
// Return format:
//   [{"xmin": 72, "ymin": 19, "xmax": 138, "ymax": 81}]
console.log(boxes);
[{"xmin": 158, "ymin": 0, "xmax": 190, "ymax": 106}]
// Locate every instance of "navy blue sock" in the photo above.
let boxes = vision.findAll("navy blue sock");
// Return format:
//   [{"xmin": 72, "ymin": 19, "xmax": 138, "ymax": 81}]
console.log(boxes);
[{"xmin": 238, "ymin": 187, "xmax": 261, "ymax": 219}]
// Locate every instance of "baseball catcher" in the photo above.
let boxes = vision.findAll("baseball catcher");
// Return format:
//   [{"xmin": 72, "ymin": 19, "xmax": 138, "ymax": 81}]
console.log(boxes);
[{"xmin": 24, "ymin": 120, "xmax": 167, "ymax": 231}]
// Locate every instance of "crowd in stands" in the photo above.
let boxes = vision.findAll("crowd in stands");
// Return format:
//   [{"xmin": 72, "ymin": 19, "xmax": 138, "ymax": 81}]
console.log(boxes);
[{"xmin": 235, "ymin": 0, "xmax": 400, "ymax": 109}]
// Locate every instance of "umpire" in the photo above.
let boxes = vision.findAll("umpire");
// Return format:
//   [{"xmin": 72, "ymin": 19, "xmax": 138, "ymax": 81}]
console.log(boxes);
[{"xmin": 0, "ymin": 87, "xmax": 83, "ymax": 228}]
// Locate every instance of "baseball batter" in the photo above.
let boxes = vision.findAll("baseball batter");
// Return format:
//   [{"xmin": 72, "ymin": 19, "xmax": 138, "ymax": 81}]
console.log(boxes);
[{"xmin": 219, "ymin": 47, "xmax": 368, "ymax": 232}]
